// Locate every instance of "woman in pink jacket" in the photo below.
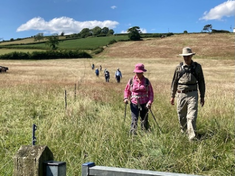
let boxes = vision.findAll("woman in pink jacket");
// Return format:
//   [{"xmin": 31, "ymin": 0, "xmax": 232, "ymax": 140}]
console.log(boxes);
[{"xmin": 123, "ymin": 63, "xmax": 154, "ymax": 134}]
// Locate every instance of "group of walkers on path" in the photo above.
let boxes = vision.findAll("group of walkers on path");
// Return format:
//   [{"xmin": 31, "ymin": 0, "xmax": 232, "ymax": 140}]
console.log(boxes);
[
  {"xmin": 90, "ymin": 47, "xmax": 205, "ymax": 141},
  {"xmin": 92, "ymin": 63, "xmax": 122, "ymax": 83},
  {"xmin": 123, "ymin": 47, "xmax": 205, "ymax": 142}
]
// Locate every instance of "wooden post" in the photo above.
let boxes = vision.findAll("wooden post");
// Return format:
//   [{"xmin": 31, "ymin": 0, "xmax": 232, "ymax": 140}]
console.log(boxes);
[
  {"xmin": 74, "ymin": 83, "xmax": 76, "ymax": 101},
  {"xmin": 64, "ymin": 90, "xmax": 67, "ymax": 109}
]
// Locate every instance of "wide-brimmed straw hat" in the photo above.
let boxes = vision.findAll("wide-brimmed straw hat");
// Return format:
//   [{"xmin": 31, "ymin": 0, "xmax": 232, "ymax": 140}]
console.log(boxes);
[
  {"xmin": 133, "ymin": 63, "xmax": 147, "ymax": 73},
  {"xmin": 179, "ymin": 47, "xmax": 196, "ymax": 56}
]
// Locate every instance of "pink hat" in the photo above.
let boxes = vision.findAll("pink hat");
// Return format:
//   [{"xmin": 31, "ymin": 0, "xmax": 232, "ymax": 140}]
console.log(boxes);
[{"xmin": 133, "ymin": 63, "xmax": 147, "ymax": 73}]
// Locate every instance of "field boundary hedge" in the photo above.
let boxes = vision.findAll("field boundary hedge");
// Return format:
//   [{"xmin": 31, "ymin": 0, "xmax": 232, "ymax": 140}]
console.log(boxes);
[{"xmin": 0, "ymin": 50, "xmax": 92, "ymax": 60}]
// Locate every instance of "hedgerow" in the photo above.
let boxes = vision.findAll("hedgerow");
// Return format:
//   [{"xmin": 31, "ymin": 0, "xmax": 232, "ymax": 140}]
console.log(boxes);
[{"xmin": 0, "ymin": 50, "xmax": 92, "ymax": 60}]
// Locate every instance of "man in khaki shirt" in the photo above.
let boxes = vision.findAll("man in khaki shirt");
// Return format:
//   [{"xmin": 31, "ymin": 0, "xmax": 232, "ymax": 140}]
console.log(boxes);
[{"xmin": 170, "ymin": 47, "xmax": 205, "ymax": 141}]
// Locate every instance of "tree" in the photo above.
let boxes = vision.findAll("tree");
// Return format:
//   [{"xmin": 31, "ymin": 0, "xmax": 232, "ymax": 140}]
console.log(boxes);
[
  {"xmin": 127, "ymin": 26, "xmax": 141, "ymax": 40},
  {"xmin": 46, "ymin": 34, "xmax": 60, "ymax": 50},
  {"xmin": 34, "ymin": 33, "xmax": 44, "ymax": 42},
  {"xmin": 202, "ymin": 24, "xmax": 212, "ymax": 33},
  {"xmin": 101, "ymin": 27, "xmax": 109, "ymax": 35},
  {"xmin": 92, "ymin": 26, "xmax": 102, "ymax": 36},
  {"xmin": 108, "ymin": 29, "xmax": 114, "ymax": 35},
  {"xmin": 80, "ymin": 28, "xmax": 92, "ymax": 38}
]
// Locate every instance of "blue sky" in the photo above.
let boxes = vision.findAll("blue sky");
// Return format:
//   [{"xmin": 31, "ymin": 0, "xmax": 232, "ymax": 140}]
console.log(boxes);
[{"xmin": 0, "ymin": 0, "xmax": 234, "ymax": 40}]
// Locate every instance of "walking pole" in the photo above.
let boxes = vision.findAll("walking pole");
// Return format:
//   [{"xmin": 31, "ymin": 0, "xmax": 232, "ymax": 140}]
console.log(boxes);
[
  {"xmin": 149, "ymin": 109, "xmax": 162, "ymax": 133},
  {"xmin": 141, "ymin": 109, "xmax": 149, "ymax": 130},
  {"xmin": 124, "ymin": 102, "xmax": 127, "ymax": 122}
]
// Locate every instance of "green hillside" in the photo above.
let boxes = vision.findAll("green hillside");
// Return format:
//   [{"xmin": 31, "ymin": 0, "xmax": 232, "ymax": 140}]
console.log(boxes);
[{"xmin": 0, "ymin": 35, "xmax": 129, "ymax": 50}]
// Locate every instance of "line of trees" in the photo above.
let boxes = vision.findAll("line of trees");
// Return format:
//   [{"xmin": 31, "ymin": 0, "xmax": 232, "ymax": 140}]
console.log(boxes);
[
  {"xmin": 65, "ymin": 26, "xmax": 114, "ymax": 39},
  {"xmin": 34, "ymin": 27, "xmax": 115, "ymax": 41}
]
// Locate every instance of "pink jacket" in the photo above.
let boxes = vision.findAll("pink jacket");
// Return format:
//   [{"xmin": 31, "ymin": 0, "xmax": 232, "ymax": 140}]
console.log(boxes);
[{"xmin": 124, "ymin": 75, "xmax": 154, "ymax": 105}]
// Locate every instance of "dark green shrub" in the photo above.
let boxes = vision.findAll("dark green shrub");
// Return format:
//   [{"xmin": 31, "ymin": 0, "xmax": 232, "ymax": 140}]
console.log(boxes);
[
  {"xmin": 93, "ymin": 47, "xmax": 104, "ymax": 54},
  {"xmin": 0, "ymin": 51, "xmax": 29, "ymax": 60},
  {"xmin": 151, "ymin": 33, "xmax": 162, "ymax": 38},
  {"xmin": 0, "ymin": 50, "xmax": 92, "ymax": 60},
  {"xmin": 212, "ymin": 29, "xmax": 230, "ymax": 33},
  {"xmin": 166, "ymin": 32, "xmax": 174, "ymax": 36},
  {"xmin": 108, "ymin": 39, "xmax": 117, "ymax": 45}
]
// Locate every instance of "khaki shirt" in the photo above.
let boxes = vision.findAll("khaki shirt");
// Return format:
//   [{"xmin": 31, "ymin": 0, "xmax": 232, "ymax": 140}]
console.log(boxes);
[{"xmin": 171, "ymin": 60, "xmax": 205, "ymax": 98}]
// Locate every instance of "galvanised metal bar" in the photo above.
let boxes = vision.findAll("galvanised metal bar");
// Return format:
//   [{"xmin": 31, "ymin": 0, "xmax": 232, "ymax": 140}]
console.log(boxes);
[{"xmin": 82, "ymin": 162, "xmax": 201, "ymax": 176}]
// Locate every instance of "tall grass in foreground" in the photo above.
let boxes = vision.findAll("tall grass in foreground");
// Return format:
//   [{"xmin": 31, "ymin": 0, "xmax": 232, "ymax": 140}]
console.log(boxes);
[
  {"xmin": 0, "ymin": 58, "xmax": 234, "ymax": 176},
  {"xmin": 0, "ymin": 83, "xmax": 234, "ymax": 176}
]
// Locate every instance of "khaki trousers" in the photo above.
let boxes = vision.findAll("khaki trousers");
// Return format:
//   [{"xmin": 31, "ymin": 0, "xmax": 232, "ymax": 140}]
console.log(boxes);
[{"xmin": 177, "ymin": 91, "xmax": 198, "ymax": 140}]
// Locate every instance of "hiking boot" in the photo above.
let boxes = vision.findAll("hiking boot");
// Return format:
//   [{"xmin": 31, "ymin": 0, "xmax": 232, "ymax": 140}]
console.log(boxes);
[{"xmin": 129, "ymin": 129, "xmax": 137, "ymax": 135}]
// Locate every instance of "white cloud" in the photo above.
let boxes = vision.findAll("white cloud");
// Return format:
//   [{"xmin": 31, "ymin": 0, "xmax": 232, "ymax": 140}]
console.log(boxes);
[
  {"xmin": 16, "ymin": 16, "xmax": 119, "ymax": 34},
  {"xmin": 200, "ymin": 0, "xmax": 235, "ymax": 20},
  {"xmin": 140, "ymin": 28, "xmax": 147, "ymax": 33},
  {"xmin": 120, "ymin": 28, "xmax": 147, "ymax": 34},
  {"xmin": 111, "ymin": 6, "xmax": 117, "ymax": 9}
]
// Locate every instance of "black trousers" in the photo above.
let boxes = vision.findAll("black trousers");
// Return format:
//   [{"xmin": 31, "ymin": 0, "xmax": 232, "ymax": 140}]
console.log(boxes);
[
  {"xmin": 116, "ymin": 76, "xmax": 121, "ymax": 83},
  {"xmin": 130, "ymin": 103, "xmax": 149, "ymax": 131}
]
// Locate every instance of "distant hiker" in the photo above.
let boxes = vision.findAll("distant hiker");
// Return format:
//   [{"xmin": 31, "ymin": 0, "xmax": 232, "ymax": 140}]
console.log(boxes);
[
  {"xmin": 91, "ymin": 64, "xmax": 95, "ymax": 70},
  {"xmin": 104, "ymin": 69, "xmax": 110, "ymax": 82},
  {"xmin": 100, "ymin": 65, "xmax": 102, "ymax": 71},
  {"xmin": 123, "ymin": 63, "xmax": 154, "ymax": 134},
  {"xmin": 170, "ymin": 47, "xmax": 205, "ymax": 141},
  {"xmin": 115, "ymin": 68, "xmax": 122, "ymax": 83},
  {"xmin": 95, "ymin": 68, "xmax": 99, "ymax": 77}
]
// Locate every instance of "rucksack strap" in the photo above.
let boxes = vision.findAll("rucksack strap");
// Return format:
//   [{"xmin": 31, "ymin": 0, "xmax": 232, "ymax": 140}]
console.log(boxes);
[
  {"xmin": 129, "ymin": 77, "xmax": 149, "ymax": 92},
  {"xmin": 178, "ymin": 62, "xmax": 198, "ymax": 81}
]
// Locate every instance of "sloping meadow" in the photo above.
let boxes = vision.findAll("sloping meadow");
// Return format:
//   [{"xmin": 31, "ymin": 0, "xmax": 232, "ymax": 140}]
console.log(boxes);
[{"xmin": 0, "ymin": 33, "xmax": 234, "ymax": 175}]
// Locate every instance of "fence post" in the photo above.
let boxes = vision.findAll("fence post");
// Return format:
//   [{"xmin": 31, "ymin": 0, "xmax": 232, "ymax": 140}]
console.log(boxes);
[
  {"xmin": 32, "ymin": 124, "xmax": 37, "ymax": 145},
  {"xmin": 64, "ymin": 90, "xmax": 67, "ymax": 109},
  {"xmin": 74, "ymin": 83, "xmax": 76, "ymax": 101},
  {"xmin": 82, "ymin": 162, "xmax": 95, "ymax": 176}
]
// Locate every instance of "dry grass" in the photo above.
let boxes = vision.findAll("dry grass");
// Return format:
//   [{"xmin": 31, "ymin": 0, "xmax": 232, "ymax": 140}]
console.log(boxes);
[
  {"xmin": 98, "ymin": 33, "xmax": 234, "ymax": 59},
  {"xmin": 0, "ymin": 57, "xmax": 233, "ymax": 121},
  {"xmin": 0, "ymin": 33, "xmax": 234, "ymax": 115},
  {"xmin": 0, "ymin": 33, "xmax": 234, "ymax": 123}
]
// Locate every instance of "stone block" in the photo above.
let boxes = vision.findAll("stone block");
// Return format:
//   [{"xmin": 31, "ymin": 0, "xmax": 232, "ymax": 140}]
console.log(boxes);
[{"xmin": 13, "ymin": 145, "xmax": 54, "ymax": 176}]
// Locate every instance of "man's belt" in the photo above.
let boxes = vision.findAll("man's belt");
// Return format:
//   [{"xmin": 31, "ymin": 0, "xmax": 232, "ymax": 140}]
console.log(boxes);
[
  {"xmin": 177, "ymin": 89, "xmax": 197, "ymax": 93},
  {"xmin": 178, "ymin": 83, "xmax": 197, "ymax": 85}
]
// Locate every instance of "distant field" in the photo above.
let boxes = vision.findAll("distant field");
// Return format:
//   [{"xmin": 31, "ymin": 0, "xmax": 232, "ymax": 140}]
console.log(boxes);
[
  {"xmin": 0, "ymin": 48, "xmax": 44, "ymax": 55},
  {"xmin": 0, "ymin": 36, "xmax": 66, "ymax": 46},
  {"xmin": 0, "ymin": 35, "xmax": 129, "ymax": 51},
  {"xmin": 97, "ymin": 33, "xmax": 234, "ymax": 60}
]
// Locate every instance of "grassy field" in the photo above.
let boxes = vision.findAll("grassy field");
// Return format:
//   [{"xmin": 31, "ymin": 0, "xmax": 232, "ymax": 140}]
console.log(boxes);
[
  {"xmin": 0, "ymin": 36, "xmax": 66, "ymax": 46},
  {"xmin": 0, "ymin": 35, "xmax": 129, "ymax": 50},
  {"xmin": 0, "ymin": 33, "xmax": 234, "ymax": 176},
  {"xmin": 0, "ymin": 48, "xmax": 45, "ymax": 55}
]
